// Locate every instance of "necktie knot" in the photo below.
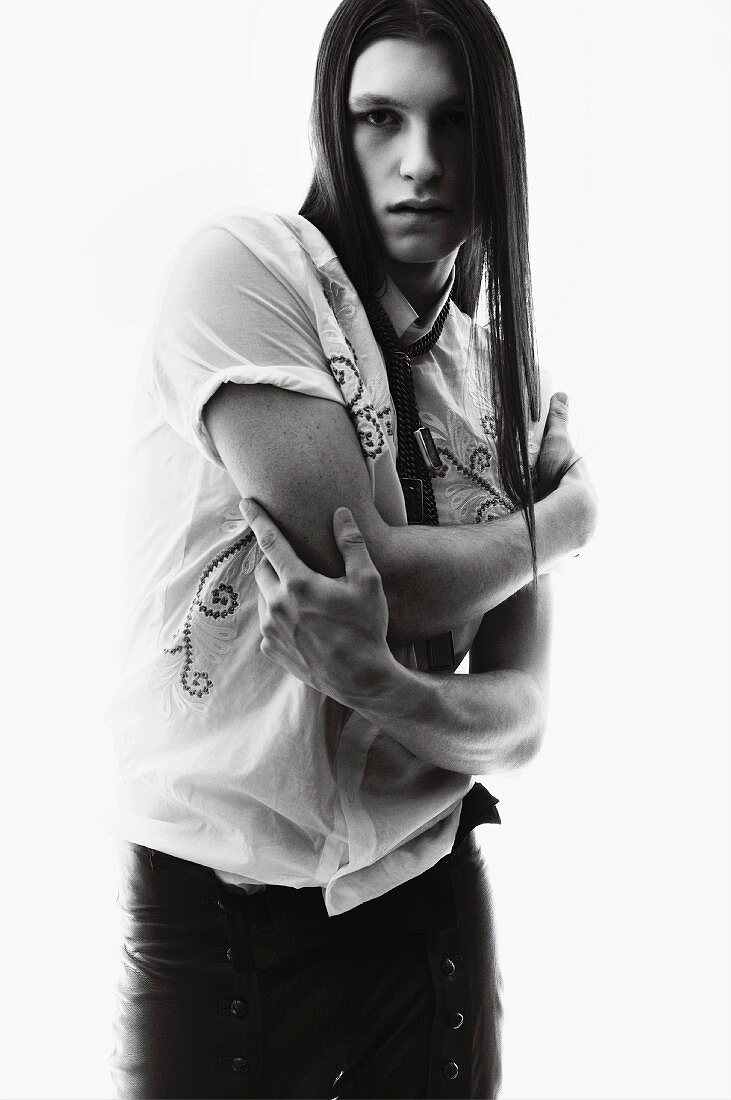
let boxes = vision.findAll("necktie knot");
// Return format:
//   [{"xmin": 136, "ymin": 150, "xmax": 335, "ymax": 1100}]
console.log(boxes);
[
  {"xmin": 405, "ymin": 299, "xmax": 451, "ymax": 358},
  {"xmin": 365, "ymin": 297, "xmax": 451, "ymax": 361}
]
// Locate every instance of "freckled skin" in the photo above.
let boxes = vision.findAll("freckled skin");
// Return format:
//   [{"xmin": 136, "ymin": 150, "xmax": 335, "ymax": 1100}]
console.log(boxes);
[{"xmin": 348, "ymin": 37, "xmax": 474, "ymax": 314}]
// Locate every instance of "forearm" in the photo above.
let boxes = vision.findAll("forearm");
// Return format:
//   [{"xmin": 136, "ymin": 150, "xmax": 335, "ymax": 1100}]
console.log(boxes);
[
  {"xmin": 369, "ymin": 482, "xmax": 589, "ymax": 644},
  {"xmin": 340, "ymin": 575, "xmax": 553, "ymax": 775},
  {"xmin": 247, "ymin": 502, "xmax": 551, "ymax": 773},
  {"xmin": 343, "ymin": 659, "xmax": 546, "ymax": 775}
]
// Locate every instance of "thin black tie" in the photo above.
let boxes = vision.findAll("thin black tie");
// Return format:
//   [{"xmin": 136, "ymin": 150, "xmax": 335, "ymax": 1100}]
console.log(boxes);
[
  {"xmin": 364, "ymin": 294, "xmax": 455, "ymax": 672},
  {"xmin": 363, "ymin": 296, "xmax": 451, "ymax": 526}
]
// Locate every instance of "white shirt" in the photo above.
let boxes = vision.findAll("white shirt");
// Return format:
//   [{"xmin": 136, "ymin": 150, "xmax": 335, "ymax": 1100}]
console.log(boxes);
[{"xmin": 106, "ymin": 207, "xmax": 547, "ymax": 916}]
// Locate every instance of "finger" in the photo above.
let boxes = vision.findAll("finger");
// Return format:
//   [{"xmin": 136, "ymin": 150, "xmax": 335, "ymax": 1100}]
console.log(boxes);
[
  {"xmin": 256, "ymin": 588, "xmax": 268, "ymax": 631},
  {"xmin": 332, "ymin": 507, "xmax": 378, "ymax": 581},
  {"xmin": 253, "ymin": 555, "xmax": 279, "ymax": 607},
  {"xmin": 547, "ymin": 392, "xmax": 569, "ymax": 423},
  {"xmin": 240, "ymin": 497, "xmax": 304, "ymax": 578}
]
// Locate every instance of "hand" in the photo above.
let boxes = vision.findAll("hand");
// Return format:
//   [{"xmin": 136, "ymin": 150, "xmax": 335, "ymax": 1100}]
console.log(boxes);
[
  {"xmin": 536, "ymin": 392, "xmax": 580, "ymax": 498},
  {"xmin": 537, "ymin": 392, "xmax": 598, "ymax": 548},
  {"xmin": 241, "ymin": 500, "xmax": 398, "ymax": 705}
]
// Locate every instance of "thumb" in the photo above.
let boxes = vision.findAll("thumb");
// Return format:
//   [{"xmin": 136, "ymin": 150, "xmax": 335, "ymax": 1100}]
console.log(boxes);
[
  {"xmin": 332, "ymin": 507, "xmax": 374, "ymax": 579},
  {"xmin": 548, "ymin": 391, "xmax": 569, "ymax": 423}
]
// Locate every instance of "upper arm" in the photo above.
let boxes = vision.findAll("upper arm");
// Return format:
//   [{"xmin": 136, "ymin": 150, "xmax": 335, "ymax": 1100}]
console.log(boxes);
[
  {"xmin": 152, "ymin": 217, "xmax": 392, "ymax": 579},
  {"xmin": 204, "ymin": 384, "xmax": 390, "ymax": 578},
  {"xmin": 151, "ymin": 221, "xmax": 347, "ymax": 464},
  {"xmin": 469, "ymin": 576, "xmax": 553, "ymax": 697}
]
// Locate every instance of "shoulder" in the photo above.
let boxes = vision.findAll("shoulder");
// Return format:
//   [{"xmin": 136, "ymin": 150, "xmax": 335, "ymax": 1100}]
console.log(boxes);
[
  {"xmin": 176, "ymin": 207, "xmax": 333, "ymax": 282},
  {"xmin": 157, "ymin": 207, "xmax": 334, "ymax": 323}
]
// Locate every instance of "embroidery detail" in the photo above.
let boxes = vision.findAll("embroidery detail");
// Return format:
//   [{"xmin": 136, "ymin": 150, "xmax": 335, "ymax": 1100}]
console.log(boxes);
[
  {"xmin": 320, "ymin": 277, "xmax": 392, "ymax": 461},
  {"xmin": 153, "ymin": 532, "xmax": 258, "ymax": 716},
  {"xmin": 480, "ymin": 412, "xmax": 497, "ymax": 442},
  {"xmin": 475, "ymin": 384, "xmax": 539, "ymax": 465},
  {"xmin": 438, "ymin": 444, "xmax": 496, "ymax": 487},
  {"xmin": 420, "ymin": 409, "xmax": 515, "ymax": 523},
  {"xmin": 328, "ymin": 352, "xmax": 391, "ymax": 460},
  {"xmin": 221, "ymin": 503, "xmax": 249, "ymax": 534},
  {"xmin": 200, "ymin": 583, "xmax": 239, "ymax": 619}
]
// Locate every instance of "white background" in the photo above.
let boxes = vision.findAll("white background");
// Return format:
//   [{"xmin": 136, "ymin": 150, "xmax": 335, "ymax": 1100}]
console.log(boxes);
[{"xmin": 2, "ymin": 2, "xmax": 729, "ymax": 1097}]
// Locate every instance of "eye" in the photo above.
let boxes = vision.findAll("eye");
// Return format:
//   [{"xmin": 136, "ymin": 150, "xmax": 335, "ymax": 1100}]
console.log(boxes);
[
  {"xmin": 441, "ymin": 111, "xmax": 468, "ymax": 130},
  {"xmin": 357, "ymin": 109, "xmax": 400, "ymax": 128}
]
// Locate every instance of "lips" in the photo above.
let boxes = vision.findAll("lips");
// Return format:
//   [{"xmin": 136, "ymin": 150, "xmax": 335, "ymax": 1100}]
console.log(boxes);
[{"xmin": 389, "ymin": 200, "xmax": 451, "ymax": 213}]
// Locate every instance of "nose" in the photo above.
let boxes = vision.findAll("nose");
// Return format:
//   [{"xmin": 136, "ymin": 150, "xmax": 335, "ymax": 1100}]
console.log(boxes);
[{"xmin": 398, "ymin": 122, "xmax": 442, "ymax": 185}]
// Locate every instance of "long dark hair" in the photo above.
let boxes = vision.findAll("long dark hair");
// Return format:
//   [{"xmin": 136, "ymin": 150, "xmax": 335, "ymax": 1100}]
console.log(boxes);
[{"xmin": 300, "ymin": 0, "xmax": 540, "ymax": 571}]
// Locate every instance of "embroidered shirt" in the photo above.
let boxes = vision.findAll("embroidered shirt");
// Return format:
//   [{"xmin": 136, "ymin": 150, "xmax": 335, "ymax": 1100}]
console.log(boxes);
[{"xmin": 106, "ymin": 207, "xmax": 548, "ymax": 916}]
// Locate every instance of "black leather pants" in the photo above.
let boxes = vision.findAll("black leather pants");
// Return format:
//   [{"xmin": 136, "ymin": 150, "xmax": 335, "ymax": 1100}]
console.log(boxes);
[{"xmin": 111, "ymin": 788, "xmax": 502, "ymax": 1099}]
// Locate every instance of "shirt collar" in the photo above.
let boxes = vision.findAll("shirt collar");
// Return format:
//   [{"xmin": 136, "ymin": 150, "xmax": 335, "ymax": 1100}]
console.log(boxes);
[{"xmin": 377, "ymin": 268, "xmax": 455, "ymax": 344}]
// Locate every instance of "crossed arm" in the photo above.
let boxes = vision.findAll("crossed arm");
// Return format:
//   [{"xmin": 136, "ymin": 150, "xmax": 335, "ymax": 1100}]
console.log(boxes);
[
  {"xmin": 205, "ymin": 383, "xmax": 594, "ymax": 641},
  {"xmin": 204, "ymin": 382, "xmax": 594, "ymax": 773},
  {"xmin": 246, "ymin": 500, "xmax": 553, "ymax": 774}
]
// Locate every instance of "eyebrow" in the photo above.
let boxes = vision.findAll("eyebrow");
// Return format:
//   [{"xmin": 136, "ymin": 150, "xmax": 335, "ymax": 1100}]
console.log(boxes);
[{"xmin": 348, "ymin": 93, "xmax": 466, "ymax": 111}]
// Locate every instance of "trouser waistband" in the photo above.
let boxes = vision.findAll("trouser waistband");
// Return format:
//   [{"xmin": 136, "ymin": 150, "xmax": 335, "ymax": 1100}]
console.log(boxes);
[{"xmin": 174, "ymin": 783, "xmax": 497, "ymax": 969}]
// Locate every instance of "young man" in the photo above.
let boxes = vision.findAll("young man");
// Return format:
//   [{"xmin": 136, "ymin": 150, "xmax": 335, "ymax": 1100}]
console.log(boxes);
[{"xmin": 109, "ymin": 2, "xmax": 595, "ymax": 1096}]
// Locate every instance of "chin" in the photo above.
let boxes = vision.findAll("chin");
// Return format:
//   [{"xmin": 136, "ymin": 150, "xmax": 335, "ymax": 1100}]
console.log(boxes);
[{"xmin": 384, "ymin": 236, "xmax": 462, "ymax": 266}]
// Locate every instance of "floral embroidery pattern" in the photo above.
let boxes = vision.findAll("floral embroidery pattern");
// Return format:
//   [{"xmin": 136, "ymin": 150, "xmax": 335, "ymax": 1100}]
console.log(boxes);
[
  {"xmin": 153, "ymin": 532, "xmax": 259, "ymax": 716},
  {"xmin": 200, "ymin": 583, "xmax": 239, "ymax": 619},
  {"xmin": 470, "ymin": 373, "xmax": 540, "ymax": 465},
  {"xmin": 321, "ymin": 278, "xmax": 392, "ymax": 462},
  {"xmin": 420, "ymin": 408, "xmax": 515, "ymax": 523},
  {"xmin": 328, "ymin": 351, "xmax": 391, "ymax": 460},
  {"xmin": 220, "ymin": 503, "xmax": 250, "ymax": 534},
  {"xmin": 480, "ymin": 412, "xmax": 497, "ymax": 442}
]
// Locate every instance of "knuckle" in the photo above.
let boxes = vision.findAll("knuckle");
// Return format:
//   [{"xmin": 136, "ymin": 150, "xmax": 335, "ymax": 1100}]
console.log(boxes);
[
  {"xmin": 547, "ymin": 425, "xmax": 569, "ymax": 448},
  {"xmin": 331, "ymin": 643, "xmax": 351, "ymax": 667},
  {"xmin": 286, "ymin": 576, "xmax": 307, "ymax": 599},
  {"xmin": 361, "ymin": 571, "xmax": 383, "ymax": 596},
  {"xmin": 341, "ymin": 530, "xmax": 366, "ymax": 547},
  {"xmin": 257, "ymin": 529, "xmax": 277, "ymax": 553},
  {"xmin": 268, "ymin": 595, "xmax": 286, "ymax": 619}
]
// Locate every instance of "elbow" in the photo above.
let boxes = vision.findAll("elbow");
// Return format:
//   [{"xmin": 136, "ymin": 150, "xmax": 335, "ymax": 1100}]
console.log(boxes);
[
  {"xmin": 510, "ymin": 718, "xmax": 546, "ymax": 768},
  {"xmin": 499, "ymin": 724, "xmax": 545, "ymax": 772},
  {"xmin": 480, "ymin": 675, "xmax": 548, "ymax": 773},
  {"xmin": 516, "ymin": 677, "xmax": 548, "ymax": 765},
  {"xmin": 526, "ymin": 680, "xmax": 549, "ymax": 757}
]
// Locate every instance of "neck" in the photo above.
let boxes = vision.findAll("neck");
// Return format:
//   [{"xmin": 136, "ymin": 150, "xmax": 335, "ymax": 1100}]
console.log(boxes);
[{"xmin": 383, "ymin": 253, "xmax": 456, "ymax": 317}]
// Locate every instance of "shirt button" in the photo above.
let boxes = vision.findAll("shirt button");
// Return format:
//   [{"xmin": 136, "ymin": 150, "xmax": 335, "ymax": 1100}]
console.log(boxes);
[
  {"xmin": 447, "ymin": 1011, "xmax": 464, "ymax": 1030},
  {"xmin": 232, "ymin": 1056, "xmax": 249, "ymax": 1074},
  {"xmin": 443, "ymin": 1061, "xmax": 460, "ymax": 1080},
  {"xmin": 440, "ymin": 956, "xmax": 456, "ymax": 976},
  {"xmin": 231, "ymin": 998, "xmax": 248, "ymax": 1018}
]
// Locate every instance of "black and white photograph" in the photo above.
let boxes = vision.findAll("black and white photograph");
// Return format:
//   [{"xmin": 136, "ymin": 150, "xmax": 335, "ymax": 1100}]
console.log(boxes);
[{"xmin": 2, "ymin": 2, "xmax": 729, "ymax": 1098}]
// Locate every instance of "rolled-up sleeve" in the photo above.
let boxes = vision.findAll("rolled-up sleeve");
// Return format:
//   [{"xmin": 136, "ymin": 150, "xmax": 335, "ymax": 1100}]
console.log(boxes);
[{"xmin": 150, "ymin": 222, "xmax": 346, "ymax": 467}]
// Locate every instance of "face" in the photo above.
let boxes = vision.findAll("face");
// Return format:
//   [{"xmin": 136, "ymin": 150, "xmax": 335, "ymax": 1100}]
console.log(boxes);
[{"xmin": 348, "ymin": 36, "xmax": 472, "ymax": 289}]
